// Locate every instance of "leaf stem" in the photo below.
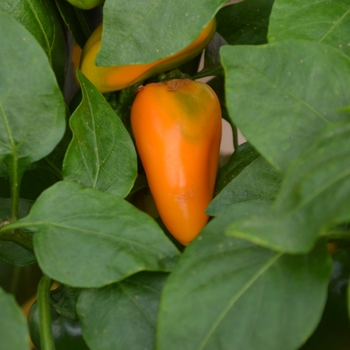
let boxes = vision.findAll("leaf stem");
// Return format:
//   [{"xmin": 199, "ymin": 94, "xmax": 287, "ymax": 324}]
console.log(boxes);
[
  {"xmin": 37, "ymin": 275, "xmax": 55, "ymax": 350},
  {"xmin": 0, "ymin": 223, "xmax": 34, "ymax": 253},
  {"xmin": 0, "ymin": 221, "xmax": 34, "ymax": 254},
  {"xmin": 10, "ymin": 159, "xmax": 20, "ymax": 221}
]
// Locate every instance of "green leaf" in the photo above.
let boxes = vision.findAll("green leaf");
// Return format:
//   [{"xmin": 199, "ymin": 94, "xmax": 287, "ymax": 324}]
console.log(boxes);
[
  {"xmin": 214, "ymin": 142, "xmax": 260, "ymax": 196},
  {"xmin": 208, "ymin": 156, "xmax": 283, "ymax": 216},
  {"xmin": 216, "ymin": 0, "xmax": 275, "ymax": 45},
  {"xmin": 97, "ymin": 0, "xmax": 226, "ymax": 66},
  {"xmin": 0, "ymin": 12, "xmax": 66, "ymax": 202},
  {"xmin": 227, "ymin": 120, "xmax": 350, "ymax": 253},
  {"xmin": 0, "ymin": 0, "xmax": 67, "ymax": 89},
  {"xmin": 54, "ymin": 0, "xmax": 97, "ymax": 48},
  {"xmin": 63, "ymin": 71, "xmax": 137, "ymax": 198},
  {"xmin": 300, "ymin": 248, "xmax": 350, "ymax": 349},
  {"xmin": 221, "ymin": 40, "xmax": 350, "ymax": 172},
  {"xmin": 0, "ymin": 198, "xmax": 35, "ymax": 266},
  {"xmin": 78, "ymin": 272, "xmax": 168, "ymax": 350},
  {"xmin": 0, "ymin": 288, "xmax": 30, "ymax": 350},
  {"xmin": 10, "ymin": 181, "xmax": 179, "ymax": 288},
  {"xmin": 268, "ymin": 0, "xmax": 350, "ymax": 57},
  {"xmin": 50, "ymin": 284, "xmax": 82, "ymax": 320},
  {"xmin": 157, "ymin": 205, "xmax": 332, "ymax": 350}
]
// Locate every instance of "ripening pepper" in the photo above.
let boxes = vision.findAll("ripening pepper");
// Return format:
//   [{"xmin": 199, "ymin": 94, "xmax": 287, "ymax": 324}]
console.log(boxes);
[
  {"xmin": 79, "ymin": 18, "xmax": 216, "ymax": 93},
  {"xmin": 66, "ymin": 0, "xmax": 104, "ymax": 9},
  {"xmin": 131, "ymin": 79, "xmax": 222, "ymax": 245}
]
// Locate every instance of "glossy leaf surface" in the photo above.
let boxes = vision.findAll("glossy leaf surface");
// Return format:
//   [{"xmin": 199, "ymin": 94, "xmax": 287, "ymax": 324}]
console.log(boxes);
[
  {"xmin": 209, "ymin": 154, "xmax": 282, "ymax": 216},
  {"xmin": 63, "ymin": 71, "xmax": 137, "ymax": 198},
  {"xmin": 269, "ymin": 0, "xmax": 350, "ymax": 57},
  {"xmin": 97, "ymin": 0, "xmax": 226, "ymax": 66},
  {"xmin": 0, "ymin": 12, "xmax": 66, "ymax": 182},
  {"xmin": 221, "ymin": 39, "xmax": 350, "ymax": 172},
  {"xmin": 0, "ymin": 288, "xmax": 30, "ymax": 350},
  {"xmin": 78, "ymin": 272, "xmax": 168, "ymax": 350},
  {"xmin": 0, "ymin": 0, "xmax": 67, "ymax": 88},
  {"xmin": 217, "ymin": 0, "xmax": 274, "ymax": 45},
  {"xmin": 227, "ymin": 120, "xmax": 350, "ymax": 253},
  {"xmin": 11, "ymin": 181, "xmax": 179, "ymax": 287},
  {"xmin": 157, "ymin": 202, "xmax": 332, "ymax": 350}
]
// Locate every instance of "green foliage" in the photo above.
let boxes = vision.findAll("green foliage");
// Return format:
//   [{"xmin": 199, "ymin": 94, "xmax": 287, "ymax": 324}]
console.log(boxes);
[
  {"xmin": 1, "ymin": 0, "xmax": 350, "ymax": 349},
  {"xmin": 0, "ymin": 288, "xmax": 30, "ymax": 350}
]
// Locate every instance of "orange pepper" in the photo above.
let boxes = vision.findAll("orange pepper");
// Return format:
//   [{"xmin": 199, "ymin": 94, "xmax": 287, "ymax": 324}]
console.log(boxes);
[
  {"xmin": 79, "ymin": 18, "xmax": 216, "ymax": 93},
  {"xmin": 131, "ymin": 79, "xmax": 222, "ymax": 245}
]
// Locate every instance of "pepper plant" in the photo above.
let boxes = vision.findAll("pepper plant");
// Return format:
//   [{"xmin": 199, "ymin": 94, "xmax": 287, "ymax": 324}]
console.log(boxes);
[{"xmin": 1, "ymin": 0, "xmax": 350, "ymax": 349}]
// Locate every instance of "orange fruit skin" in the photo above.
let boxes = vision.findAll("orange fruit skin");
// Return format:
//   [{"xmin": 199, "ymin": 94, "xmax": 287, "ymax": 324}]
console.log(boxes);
[{"xmin": 131, "ymin": 79, "xmax": 222, "ymax": 245}]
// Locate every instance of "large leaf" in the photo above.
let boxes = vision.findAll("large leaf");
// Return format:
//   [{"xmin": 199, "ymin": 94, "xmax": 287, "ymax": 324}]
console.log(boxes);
[
  {"xmin": 97, "ymin": 0, "xmax": 226, "ymax": 66},
  {"xmin": 0, "ymin": 0, "xmax": 67, "ymax": 88},
  {"xmin": 63, "ymin": 71, "xmax": 137, "ymax": 198},
  {"xmin": 0, "ymin": 288, "xmax": 30, "ymax": 350},
  {"xmin": 208, "ymin": 155, "xmax": 283, "ymax": 216},
  {"xmin": 227, "ymin": 120, "xmax": 350, "ymax": 253},
  {"xmin": 6, "ymin": 181, "xmax": 179, "ymax": 288},
  {"xmin": 217, "ymin": 0, "xmax": 275, "ymax": 45},
  {"xmin": 268, "ymin": 0, "xmax": 350, "ymax": 57},
  {"xmin": 0, "ymin": 12, "xmax": 66, "ymax": 185},
  {"xmin": 221, "ymin": 40, "xmax": 350, "ymax": 172},
  {"xmin": 157, "ymin": 202, "xmax": 332, "ymax": 350},
  {"xmin": 78, "ymin": 272, "xmax": 168, "ymax": 350},
  {"xmin": 0, "ymin": 198, "xmax": 35, "ymax": 266}
]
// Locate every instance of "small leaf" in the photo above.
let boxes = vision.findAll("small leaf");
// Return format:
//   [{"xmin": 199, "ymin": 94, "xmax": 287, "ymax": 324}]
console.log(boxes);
[
  {"xmin": 97, "ymin": 0, "xmax": 226, "ymax": 66},
  {"xmin": 227, "ymin": 120, "xmax": 350, "ymax": 253},
  {"xmin": 216, "ymin": 0, "xmax": 275, "ymax": 45},
  {"xmin": 0, "ymin": 288, "xmax": 30, "ymax": 350},
  {"xmin": 78, "ymin": 272, "xmax": 168, "ymax": 350},
  {"xmin": 50, "ymin": 284, "xmax": 82, "ymax": 320},
  {"xmin": 63, "ymin": 71, "xmax": 137, "ymax": 198},
  {"xmin": 208, "ymin": 155, "xmax": 283, "ymax": 216},
  {"xmin": 12, "ymin": 181, "xmax": 179, "ymax": 287},
  {"xmin": 214, "ymin": 142, "xmax": 260, "ymax": 196},
  {"xmin": 268, "ymin": 0, "xmax": 350, "ymax": 57},
  {"xmin": 221, "ymin": 40, "xmax": 350, "ymax": 172},
  {"xmin": 157, "ymin": 204, "xmax": 332, "ymax": 350}
]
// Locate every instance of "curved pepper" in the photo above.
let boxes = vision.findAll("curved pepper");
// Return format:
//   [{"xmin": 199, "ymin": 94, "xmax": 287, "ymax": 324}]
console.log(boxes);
[
  {"xmin": 131, "ymin": 79, "xmax": 222, "ymax": 245},
  {"xmin": 27, "ymin": 300, "xmax": 89, "ymax": 350},
  {"xmin": 66, "ymin": 0, "xmax": 104, "ymax": 10},
  {"xmin": 80, "ymin": 18, "xmax": 216, "ymax": 93}
]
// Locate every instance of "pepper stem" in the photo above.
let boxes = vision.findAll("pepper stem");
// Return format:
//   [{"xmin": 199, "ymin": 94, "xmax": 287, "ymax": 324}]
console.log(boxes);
[{"xmin": 37, "ymin": 275, "xmax": 55, "ymax": 350}]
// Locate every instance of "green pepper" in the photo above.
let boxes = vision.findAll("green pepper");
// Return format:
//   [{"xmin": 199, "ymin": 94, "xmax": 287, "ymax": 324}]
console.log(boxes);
[{"xmin": 27, "ymin": 300, "xmax": 89, "ymax": 350}]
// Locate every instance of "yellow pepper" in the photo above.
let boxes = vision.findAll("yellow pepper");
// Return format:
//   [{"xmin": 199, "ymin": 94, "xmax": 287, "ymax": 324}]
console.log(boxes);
[
  {"xmin": 79, "ymin": 19, "xmax": 216, "ymax": 93},
  {"xmin": 131, "ymin": 79, "xmax": 222, "ymax": 245}
]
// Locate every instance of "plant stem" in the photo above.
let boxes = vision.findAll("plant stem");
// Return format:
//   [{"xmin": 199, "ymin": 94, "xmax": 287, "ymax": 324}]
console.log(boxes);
[
  {"xmin": 37, "ymin": 275, "xmax": 55, "ymax": 350},
  {"xmin": 232, "ymin": 124, "xmax": 238, "ymax": 151},
  {"xmin": 0, "ymin": 223, "xmax": 34, "ymax": 253}
]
